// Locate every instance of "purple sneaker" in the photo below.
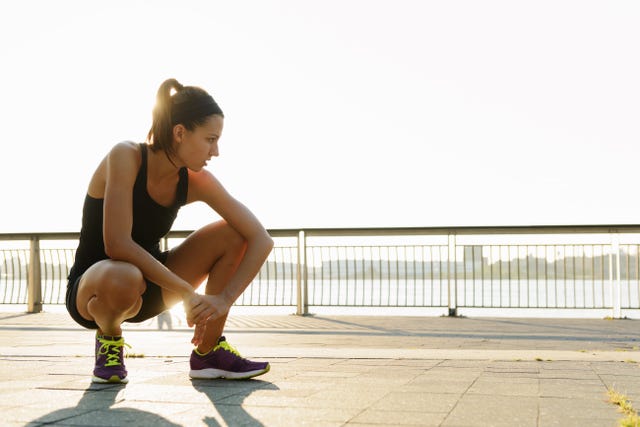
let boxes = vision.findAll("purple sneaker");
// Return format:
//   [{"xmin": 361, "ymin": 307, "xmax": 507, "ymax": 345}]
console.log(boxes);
[
  {"xmin": 189, "ymin": 336, "xmax": 270, "ymax": 380},
  {"xmin": 92, "ymin": 333, "xmax": 130, "ymax": 384}
]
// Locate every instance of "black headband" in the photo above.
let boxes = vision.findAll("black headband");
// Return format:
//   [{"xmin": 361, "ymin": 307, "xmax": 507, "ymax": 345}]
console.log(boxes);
[{"xmin": 171, "ymin": 96, "xmax": 223, "ymax": 124}]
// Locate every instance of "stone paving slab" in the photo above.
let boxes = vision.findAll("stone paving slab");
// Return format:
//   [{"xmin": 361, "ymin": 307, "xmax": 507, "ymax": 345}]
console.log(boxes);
[
  {"xmin": 0, "ymin": 311, "xmax": 639, "ymax": 426},
  {"xmin": 3, "ymin": 355, "xmax": 639, "ymax": 426}
]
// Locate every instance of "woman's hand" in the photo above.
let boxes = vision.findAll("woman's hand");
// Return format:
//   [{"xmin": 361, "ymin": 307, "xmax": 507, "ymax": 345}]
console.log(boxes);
[
  {"xmin": 184, "ymin": 294, "xmax": 233, "ymax": 345},
  {"xmin": 182, "ymin": 293, "xmax": 232, "ymax": 328},
  {"xmin": 183, "ymin": 294, "xmax": 212, "ymax": 327}
]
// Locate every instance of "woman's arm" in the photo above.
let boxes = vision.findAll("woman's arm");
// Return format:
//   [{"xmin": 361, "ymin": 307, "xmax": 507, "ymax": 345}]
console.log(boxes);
[
  {"xmin": 101, "ymin": 143, "xmax": 207, "ymax": 323},
  {"xmin": 188, "ymin": 168, "xmax": 274, "ymax": 308}
]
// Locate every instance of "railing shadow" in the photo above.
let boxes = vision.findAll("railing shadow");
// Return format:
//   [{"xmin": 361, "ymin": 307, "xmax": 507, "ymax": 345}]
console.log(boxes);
[{"xmin": 191, "ymin": 379, "xmax": 279, "ymax": 427}]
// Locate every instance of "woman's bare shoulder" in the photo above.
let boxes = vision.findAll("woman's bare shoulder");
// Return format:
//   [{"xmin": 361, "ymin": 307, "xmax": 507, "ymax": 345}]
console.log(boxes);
[
  {"xmin": 185, "ymin": 168, "xmax": 226, "ymax": 202},
  {"xmin": 87, "ymin": 142, "xmax": 142, "ymax": 197},
  {"xmin": 110, "ymin": 141, "xmax": 142, "ymax": 156}
]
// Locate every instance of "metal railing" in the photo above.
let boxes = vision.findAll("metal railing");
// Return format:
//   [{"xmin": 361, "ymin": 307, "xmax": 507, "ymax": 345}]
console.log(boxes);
[{"xmin": 1, "ymin": 226, "xmax": 640, "ymax": 317}]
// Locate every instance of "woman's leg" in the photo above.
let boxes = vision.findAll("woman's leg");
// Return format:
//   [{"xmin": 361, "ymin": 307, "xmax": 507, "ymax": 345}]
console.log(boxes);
[
  {"xmin": 76, "ymin": 260, "xmax": 147, "ymax": 336},
  {"xmin": 74, "ymin": 260, "xmax": 146, "ymax": 383},
  {"xmin": 163, "ymin": 220, "xmax": 247, "ymax": 353}
]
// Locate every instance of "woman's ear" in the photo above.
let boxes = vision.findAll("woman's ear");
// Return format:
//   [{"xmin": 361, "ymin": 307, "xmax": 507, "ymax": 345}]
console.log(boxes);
[{"xmin": 173, "ymin": 124, "xmax": 185, "ymax": 143}]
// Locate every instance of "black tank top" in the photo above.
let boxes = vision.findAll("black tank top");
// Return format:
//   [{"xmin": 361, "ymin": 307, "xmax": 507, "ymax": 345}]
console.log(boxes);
[{"xmin": 68, "ymin": 143, "xmax": 188, "ymax": 282}]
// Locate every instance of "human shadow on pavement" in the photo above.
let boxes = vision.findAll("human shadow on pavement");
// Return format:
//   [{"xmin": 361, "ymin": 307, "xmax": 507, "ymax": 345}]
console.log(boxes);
[
  {"xmin": 27, "ymin": 383, "xmax": 181, "ymax": 426},
  {"xmin": 191, "ymin": 379, "xmax": 279, "ymax": 427}
]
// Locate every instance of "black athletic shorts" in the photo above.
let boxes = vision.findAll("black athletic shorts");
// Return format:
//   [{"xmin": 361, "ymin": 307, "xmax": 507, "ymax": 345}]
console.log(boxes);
[{"xmin": 65, "ymin": 252, "xmax": 170, "ymax": 330}]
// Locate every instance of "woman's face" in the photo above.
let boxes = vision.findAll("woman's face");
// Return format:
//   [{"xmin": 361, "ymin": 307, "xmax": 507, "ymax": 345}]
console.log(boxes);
[{"xmin": 175, "ymin": 115, "xmax": 224, "ymax": 171}]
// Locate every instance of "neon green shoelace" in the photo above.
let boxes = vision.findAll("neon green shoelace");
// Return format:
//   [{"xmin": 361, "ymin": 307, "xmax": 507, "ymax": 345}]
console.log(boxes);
[
  {"xmin": 97, "ymin": 336, "xmax": 131, "ymax": 367},
  {"xmin": 215, "ymin": 340, "xmax": 242, "ymax": 357}
]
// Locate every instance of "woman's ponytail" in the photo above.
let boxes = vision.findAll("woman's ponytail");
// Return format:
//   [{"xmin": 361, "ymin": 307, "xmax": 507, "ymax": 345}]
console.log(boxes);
[{"xmin": 147, "ymin": 78, "xmax": 184, "ymax": 157}]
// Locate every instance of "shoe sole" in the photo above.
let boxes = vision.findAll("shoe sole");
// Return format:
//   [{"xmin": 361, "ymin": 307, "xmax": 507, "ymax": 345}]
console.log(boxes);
[
  {"xmin": 92, "ymin": 375, "xmax": 129, "ymax": 384},
  {"xmin": 189, "ymin": 364, "xmax": 270, "ymax": 380}
]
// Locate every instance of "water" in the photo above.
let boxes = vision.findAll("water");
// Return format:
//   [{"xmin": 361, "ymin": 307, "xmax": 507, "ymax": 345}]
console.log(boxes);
[{"xmin": 3, "ymin": 278, "xmax": 638, "ymax": 318}]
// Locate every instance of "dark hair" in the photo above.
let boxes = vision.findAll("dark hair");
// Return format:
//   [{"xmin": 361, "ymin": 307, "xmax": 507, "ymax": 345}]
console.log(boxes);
[{"xmin": 147, "ymin": 78, "xmax": 224, "ymax": 159}]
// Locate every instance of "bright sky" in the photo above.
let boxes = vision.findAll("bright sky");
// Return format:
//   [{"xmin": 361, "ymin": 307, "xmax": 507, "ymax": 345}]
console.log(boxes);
[{"xmin": 0, "ymin": 0, "xmax": 638, "ymax": 233}]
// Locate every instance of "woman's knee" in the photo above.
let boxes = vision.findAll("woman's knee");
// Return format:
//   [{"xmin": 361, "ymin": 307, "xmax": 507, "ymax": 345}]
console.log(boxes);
[
  {"xmin": 80, "ymin": 261, "xmax": 146, "ymax": 307},
  {"xmin": 107, "ymin": 264, "xmax": 145, "ymax": 298}
]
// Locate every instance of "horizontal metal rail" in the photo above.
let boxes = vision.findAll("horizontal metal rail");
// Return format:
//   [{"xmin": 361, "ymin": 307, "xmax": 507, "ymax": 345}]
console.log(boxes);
[{"xmin": 1, "ymin": 226, "xmax": 640, "ymax": 317}]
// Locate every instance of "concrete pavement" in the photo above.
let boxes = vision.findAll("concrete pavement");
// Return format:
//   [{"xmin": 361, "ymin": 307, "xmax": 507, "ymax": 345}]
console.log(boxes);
[{"xmin": 1, "ymin": 310, "xmax": 639, "ymax": 426}]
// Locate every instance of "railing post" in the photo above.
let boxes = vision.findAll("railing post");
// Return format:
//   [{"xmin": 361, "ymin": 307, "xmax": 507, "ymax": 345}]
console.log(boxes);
[
  {"xmin": 28, "ymin": 236, "xmax": 43, "ymax": 313},
  {"xmin": 296, "ymin": 230, "xmax": 308, "ymax": 315},
  {"xmin": 610, "ymin": 232, "xmax": 622, "ymax": 319},
  {"xmin": 448, "ymin": 233, "xmax": 457, "ymax": 316}
]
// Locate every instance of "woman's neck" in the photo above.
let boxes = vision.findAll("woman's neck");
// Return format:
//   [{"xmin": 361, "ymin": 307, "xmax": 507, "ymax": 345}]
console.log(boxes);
[{"xmin": 147, "ymin": 148, "xmax": 181, "ymax": 183}]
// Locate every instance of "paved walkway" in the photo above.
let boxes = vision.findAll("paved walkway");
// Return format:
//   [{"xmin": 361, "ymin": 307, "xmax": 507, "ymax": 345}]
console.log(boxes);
[{"xmin": 1, "ymin": 311, "xmax": 639, "ymax": 426}]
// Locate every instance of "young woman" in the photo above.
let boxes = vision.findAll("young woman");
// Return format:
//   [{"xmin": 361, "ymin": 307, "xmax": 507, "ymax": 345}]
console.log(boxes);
[{"xmin": 65, "ymin": 78, "xmax": 274, "ymax": 383}]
